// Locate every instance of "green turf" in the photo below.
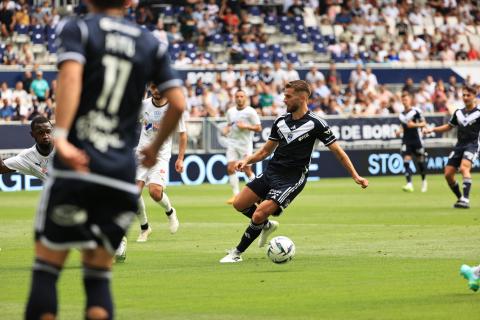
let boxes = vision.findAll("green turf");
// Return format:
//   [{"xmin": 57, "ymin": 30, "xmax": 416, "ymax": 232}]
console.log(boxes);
[{"xmin": 1, "ymin": 174, "xmax": 480, "ymax": 319}]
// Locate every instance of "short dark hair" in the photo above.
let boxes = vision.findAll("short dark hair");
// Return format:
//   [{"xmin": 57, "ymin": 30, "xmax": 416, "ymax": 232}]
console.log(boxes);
[
  {"xmin": 90, "ymin": 0, "xmax": 125, "ymax": 9},
  {"xmin": 285, "ymin": 80, "xmax": 311, "ymax": 97},
  {"xmin": 30, "ymin": 116, "xmax": 51, "ymax": 131},
  {"xmin": 463, "ymin": 85, "xmax": 477, "ymax": 95}
]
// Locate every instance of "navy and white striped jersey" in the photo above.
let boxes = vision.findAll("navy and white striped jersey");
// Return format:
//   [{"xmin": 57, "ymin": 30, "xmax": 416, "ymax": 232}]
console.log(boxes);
[
  {"xmin": 52, "ymin": 14, "xmax": 182, "ymax": 189},
  {"xmin": 267, "ymin": 111, "xmax": 336, "ymax": 172},
  {"xmin": 399, "ymin": 107, "xmax": 424, "ymax": 145},
  {"xmin": 449, "ymin": 105, "xmax": 480, "ymax": 146}
]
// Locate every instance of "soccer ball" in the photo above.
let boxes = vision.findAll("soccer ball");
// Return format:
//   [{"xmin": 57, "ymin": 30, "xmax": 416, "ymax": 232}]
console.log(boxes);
[{"xmin": 266, "ymin": 236, "xmax": 295, "ymax": 264}]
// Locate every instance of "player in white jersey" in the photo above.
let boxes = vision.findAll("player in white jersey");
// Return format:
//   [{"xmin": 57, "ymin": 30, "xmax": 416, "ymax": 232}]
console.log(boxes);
[
  {"xmin": 223, "ymin": 89, "xmax": 262, "ymax": 204},
  {"xmin": 0, "ymin": 116, "xmax": 54, "ymax": 181},
  {"xmin": 134, "ymin": 83, "xmax": 187, "ymax": 242}
]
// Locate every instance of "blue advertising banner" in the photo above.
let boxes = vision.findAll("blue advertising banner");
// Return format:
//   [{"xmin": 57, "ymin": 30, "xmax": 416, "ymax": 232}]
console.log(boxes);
[{"xmin": 3, "ymin": 147, "xmax": 478, "ymax": 191}]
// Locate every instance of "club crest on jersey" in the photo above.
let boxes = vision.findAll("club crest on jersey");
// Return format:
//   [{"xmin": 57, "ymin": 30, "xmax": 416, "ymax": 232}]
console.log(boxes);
[{"xmin": 287, "ymin": 132, "xmax": 293, "ymax": 141}]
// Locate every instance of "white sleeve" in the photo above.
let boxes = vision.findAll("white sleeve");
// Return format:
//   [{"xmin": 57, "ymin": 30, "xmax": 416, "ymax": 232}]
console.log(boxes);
[
  {"xmin": 4, "ymin": 154, "xmax": 33, "ymax": 176},
  {"xmin": 250, "ymin": 109, "xmax": 261, "ymax": 125}
]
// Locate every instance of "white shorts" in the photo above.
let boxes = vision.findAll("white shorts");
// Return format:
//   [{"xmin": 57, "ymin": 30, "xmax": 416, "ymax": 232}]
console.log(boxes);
[
  {"xmin": 226, "ymin": 145, "xmax": 253, "ymax": 162},
  {"xmin": 136, "ymin": 159, "xmax": 169, "ymax": 187}
]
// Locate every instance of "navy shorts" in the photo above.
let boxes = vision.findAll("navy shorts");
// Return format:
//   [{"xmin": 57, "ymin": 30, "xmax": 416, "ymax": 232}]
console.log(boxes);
[
  {"xmin": 447, "ymin": 143, "xmax": 479, "ymax": 168},
  {"xmin": 401, "ymin": 142, "xmax": 426, "ymax": 158},
  {"xmin": 247, "ymin": 169, "xmax": 307, "ymax": 214},
  {"xmin": 35, "ymin": 177, "xmax": 138, "ymax": 254}
]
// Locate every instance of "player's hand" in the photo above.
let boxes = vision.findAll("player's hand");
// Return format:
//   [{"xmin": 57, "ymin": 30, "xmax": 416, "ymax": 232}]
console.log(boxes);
[
  {"xmin": 175, "ymin": 158, "xmax": 184, "ymax": 173},
  {"xmin": 236, "ymin": 121, "xmax": 248, "ymax": 130},
  {"xmin": 394, "ymin": 130, "xmax": 401, "ymax": 137},
  {"xmin": 354, "ymin": 175, "xmax": 369, "ymax": 189},
  {"xmin": 423, "ymin": 127, "xmax": 432, "ymax": 134},
  {"xmin": 55, "ymin": 138, "xmax": 90, "ymax": 173},
  {"xmin": 140, "ymin": 146, "xmax": 158, "ymax": 168},
  {"xmin": 222, "ymin": 125, "xmax": 231, "ymax": 136},
  {"xmin": 235, "ymin": 160, "xmax": 247, "ymax": 172}
]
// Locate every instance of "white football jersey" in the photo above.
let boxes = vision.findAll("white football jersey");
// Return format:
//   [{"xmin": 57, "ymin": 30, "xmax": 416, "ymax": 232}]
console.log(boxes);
[
  {"xmin": 137, "ymin": 97, "xmax": 186, "ymax": 160},
  {"xmin": 4, "ymin": 145, "xmax": 54, "ymax": 180},
  {"xmin": 225, "ymin": 106, "xmax": 261, "ymax": 148}
]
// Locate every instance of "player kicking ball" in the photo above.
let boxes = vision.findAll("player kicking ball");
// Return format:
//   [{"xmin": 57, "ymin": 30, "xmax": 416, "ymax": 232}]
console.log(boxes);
[
  {"xmin": 133, "ymin": 83, "xmax": 187, "ymax": 243},
  {"xmin": 220, "ymin": 80, "xmax": 368, "ymax": 263}
]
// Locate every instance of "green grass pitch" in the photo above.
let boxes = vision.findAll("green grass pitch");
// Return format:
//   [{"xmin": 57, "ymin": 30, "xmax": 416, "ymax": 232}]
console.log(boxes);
[{"xmin": 1, "ymin": 174, "xmax": 480, "ymax": 319}]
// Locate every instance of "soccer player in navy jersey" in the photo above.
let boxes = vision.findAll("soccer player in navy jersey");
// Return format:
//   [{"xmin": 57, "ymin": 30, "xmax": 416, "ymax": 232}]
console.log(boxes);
[
  {"xmin": 395, "ymin": 91, "xmax": 428, "ymax": 192},
  {"xmin": 220, "ymin": 80, "xmax": 368, "ymax": 263},
  {"xmin": 24, "ymin": 1, "xmax": 186, "ymax": 319},
  {"xmin": 425, "ymin": 85, "xmax": 480, "ymax": 209}
]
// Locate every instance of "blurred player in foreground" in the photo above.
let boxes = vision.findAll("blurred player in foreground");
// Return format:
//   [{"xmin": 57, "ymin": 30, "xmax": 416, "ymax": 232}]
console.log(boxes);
[
  {"xmin": 220, "ymin": 80, "xmax": 368, "ymax": 263},
  {"xmin": 24, "ymin": 1, "xmax": 185, "ymax": 319}
]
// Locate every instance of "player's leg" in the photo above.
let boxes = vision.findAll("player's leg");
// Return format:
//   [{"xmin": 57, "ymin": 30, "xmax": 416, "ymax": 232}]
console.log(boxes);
[
  {"xmin": 148, "ymin": 182, "xmax": 179, "ymax": 234},
  {"xmin": 458, "ymin": 158, "xmax": 473, "ymax": 208},
  {"xmin": 135, "ymin": 180, "xmax": 151, "ymax": 242},
  {"xmin": 445, "ymin": 149, "xmax": 463, "ymax": 207},
  {"xmin": 402, "ymin": 152, "xmax": 414, "ymax": 192},
  {"xmin": 25, "ymin": 242, "xmax": 69, "ymax": 320},
  {"xmin": 226, "ymin": 147, "xmax": 241, "ymax": 204},
  {"xmin": 220, "ymin": 199, "xmax": 279, "ymax": 263},
  {"xmin": 416, "ymin": 148, "xmax": 427, "ymax": 192},
  {"xmin": 82, "ymin": 247, "xmax": 115, "ymax": 320}
]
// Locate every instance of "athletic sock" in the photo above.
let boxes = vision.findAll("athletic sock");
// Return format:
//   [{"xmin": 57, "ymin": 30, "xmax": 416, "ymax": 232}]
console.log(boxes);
[
  {"xmin": 137, "ymin": 196, "xmax": 148, "ymax": 227},
  {"xmin": 228, "ymin": 174, "xmax": 240, "ymax": 195},
  {"xmin": 25, "ymin": 258, "xmax": 61, "ymax": 320},
  {"xmin": 236, "ymin": 220, "xmax": 264, "ymax": 252},
  {"xmin": 240, "ymin": 205, "xmax": 256, "ymax": 219},
  {"xmin": 448, "ymin": 181, "xmax": 462, "ymax": 199},
  {"xmin": 404, "ymin": 162, "xmax": 412, "ymax": 183},
  {"xmin": 158, "ymin": 191, "xmax": 173, "ymax": 213},
  {"xmin": 463, "ymin": 178, "xmax": 472, "ymax": 200},
  {"xmin": 417, "ymin": 161, "xmax": 426, "ymax": 181},
  {"xmin": 83, "ymin": 264, "xmax": 113, "ymax": 320}
]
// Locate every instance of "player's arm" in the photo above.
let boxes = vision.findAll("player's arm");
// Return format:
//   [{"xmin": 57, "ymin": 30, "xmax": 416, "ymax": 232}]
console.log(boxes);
[
  {"xmin": 141, "ymin": 87, "xmax": 185, "ymax": 168},
  {"xmin": 407, "ymin": 119, "xmax": 426, "ymax": 128},
  {"xmin": 236, "ymin": 139, "xmax": 278, "ymax": 171},
  {"xmin": 395, "ymin": 126, "xmax": 403, "ymax": 137},
  {"xmin": 175, "ymin": 131, "xmax": 187, "ymax": 173},
  {"xmin": 236, "ymin": 122, "xmax": 262, "ymax": 132},
  {"xmin": 0, "ymin": 158, "xmax": 16, "ymax": 174},
  {"xmin": 425, "ymin": 123, "xmax": 453, "ymax": 134},
  {"xmin": 54, "ymin": 61, "xmax": 90, "ymax": 172},
  {"xmin": 328, "ymin": 142, "xmax": 368, "ymax": 188}
]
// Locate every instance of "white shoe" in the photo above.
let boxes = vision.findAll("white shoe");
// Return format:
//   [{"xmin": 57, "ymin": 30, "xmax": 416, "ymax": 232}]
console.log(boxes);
[
  {"xmin": 421, "ymin": 180, "xmax": 428, "ymax": 192},
  {"xmin": 167, "ymin": 208, "xmax": 179, "ymax": 234},
  {"xmin": 219, "ymin": 248, "xmax": 243, "ymax": 263},
  {"xmin": 258, "ymin": 220, "xmax": 279, "ymax": 247},
  {"xmin": 136, "ymin": 226, "xmax": 152, "ymax": 242},
  {"xmin": 114, "ymin": 236, "xmax": 127, "ymax": 263}
]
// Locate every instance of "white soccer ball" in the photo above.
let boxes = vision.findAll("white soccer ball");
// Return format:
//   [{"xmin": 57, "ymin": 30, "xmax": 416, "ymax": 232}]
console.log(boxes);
[{"xmin": 266, "ymin": 236, "xmax": 295, "ymax": 264}]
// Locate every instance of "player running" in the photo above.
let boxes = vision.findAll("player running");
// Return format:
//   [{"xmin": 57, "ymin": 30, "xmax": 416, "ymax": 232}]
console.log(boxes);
[
  {"xmin": 220, "ymin": 80, "xmax": 368, "ymax": 263},
  {"xmin": 425, "ymin": 85, "xmax": 480, "ymax": 209},
  {"xmin": 135, "ymin": 83, "xmax": 187, "ymax": 242},
  {"xmin": 24, "ymin": 1, "xmax": 186, "ymax": 319},
  {"xmin": 223, "ymin": 89, "xmax": 262, "ymax": 204},
  {"xmin": 0, "ymin": 116, "xmax": 54, "ymax": 181},
  {"xmin": 395, "ymin": 91, "xmax": 428, "ymax": 192}
]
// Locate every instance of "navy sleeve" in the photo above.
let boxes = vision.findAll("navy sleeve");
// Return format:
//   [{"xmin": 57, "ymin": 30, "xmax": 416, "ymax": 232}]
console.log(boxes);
[
  {"xmin": 448, "ymin": 110, "xmax": 458, "ymax": 127},
  {"xmin": 268, "ymin": 118, "xmax": 280, "ymax": 141},
  {"xmin": 151, "ymin": 41, "xmax": 183, "ymax": 93},
  {"xmin": 316, "ymin": 120, "xmax": 336, "ymax": 146},
  {"xmin": 56, "ymin": 18, "xmax": 87, "ymax": 66}
]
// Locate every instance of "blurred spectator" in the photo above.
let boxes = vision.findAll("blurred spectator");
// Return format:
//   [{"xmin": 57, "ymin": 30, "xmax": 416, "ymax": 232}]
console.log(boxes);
[
  {"xmin": 2, "ymin": 42, "xmax": 17, "ymax": 65},
  {"xmin": 432, "ymin": 80, "xmax": 448, "ymax": 112},
  {"xmin": 30, "ymin": 70, "xmax": 50, "ymax": 102},
  {"xmin": 305, "ymin": 66, "xmax": 325, "ymax": 84},
  {"xmin": 402, "ymin": 77, "xmax": 416, "ymax": 95},
  {"xmin": 0, "ymin": 97, "xmax": 15, "ymax": 121},
  {"xmin": 285, "ymin": 63, "xmax": 300, "ymax": 82},
  {"xmin": 11, "ymin": 81, "xmax": 31, "ymax": 109},
  {"xmin": 179, "ymin": 6, "xmax": 197, "ymax": 42},
  {"xmin": 22, "ymin": 71, "xmax": 34, "ymax": 92},
  {"xmin": 0, "ymin": 81, "xmax": 12, "ymax": 102},
  {"xmin": 167, "ymin": 24, "xmax": 184, "ymax": 44},
  {"xmin": 0, "ymin": 0, "xmax": 15, "ymax": 37},
  {"xmin": 17, "ymin": 43, "xmax": 33, "ymax": 65}
]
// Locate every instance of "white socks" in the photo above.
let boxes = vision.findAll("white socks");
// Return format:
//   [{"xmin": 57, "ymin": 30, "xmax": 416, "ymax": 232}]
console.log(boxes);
[
  {"xmin": 137, "ymin": 196, "xmax": 148, "ymax": 226},
  {"xmin": 228, "ymin": 174, "xmax": 240, "ymax": 195},
  {"xmin": 158, "ymin": 191, "xmax": 173, "ymax": 213}
]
